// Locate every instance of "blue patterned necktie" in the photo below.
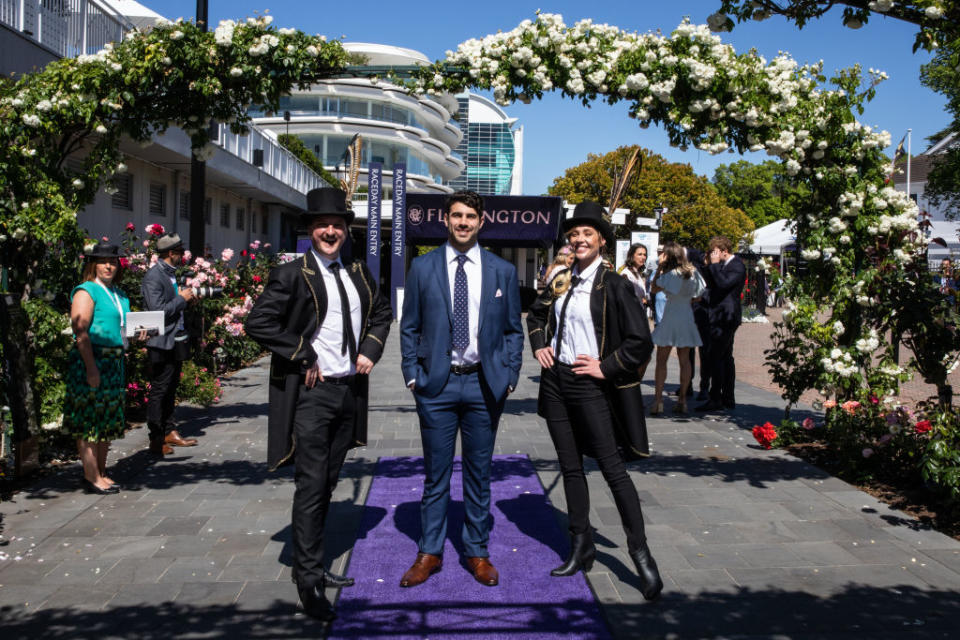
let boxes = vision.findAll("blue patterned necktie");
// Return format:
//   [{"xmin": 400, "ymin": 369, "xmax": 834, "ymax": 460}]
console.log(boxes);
[{"xmin": 453, "ymin": 254, "xmax": 469, "ymax": 352}]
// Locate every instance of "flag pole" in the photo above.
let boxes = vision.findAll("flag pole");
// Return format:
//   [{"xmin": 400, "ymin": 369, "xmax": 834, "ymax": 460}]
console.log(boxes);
[{"xmin": 906, "ymin": 128, "xmax": 912, "ymax": 199}]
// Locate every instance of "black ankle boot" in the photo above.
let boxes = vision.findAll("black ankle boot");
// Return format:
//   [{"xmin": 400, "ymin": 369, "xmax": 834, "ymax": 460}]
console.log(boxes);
[
  {"xmin": 550, "ymin": 532, "xmax": 596, "ymax": 577},
  {"xmin": 297, "ymin": 583, "xmax": 336, "ymax": 622},
  {"xmin": 629, "ymin": 543, "xmax": 663, "ymax": 601}
]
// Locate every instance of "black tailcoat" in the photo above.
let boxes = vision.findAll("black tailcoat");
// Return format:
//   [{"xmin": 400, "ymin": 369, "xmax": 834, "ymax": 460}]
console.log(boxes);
[
  {"xmin": 245, "ymin": 253, "xmax": 392, "ymax": 470},
  {"xmin": 527, "ymin": 265, "xmax": 653, "ymax": 460}
]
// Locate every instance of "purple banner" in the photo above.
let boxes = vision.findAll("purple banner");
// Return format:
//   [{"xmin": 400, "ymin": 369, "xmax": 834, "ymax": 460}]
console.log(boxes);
[
  {"xmin": 390, "ymin": 163, "xmax": 407, "ymax": 316},
  {"xmin": 366, "ymin": 162, "xmax": 382, "ymax": 285},
  {"xmin": 405, "ymin": 194, "xmax": 563, "ymax": 248}
]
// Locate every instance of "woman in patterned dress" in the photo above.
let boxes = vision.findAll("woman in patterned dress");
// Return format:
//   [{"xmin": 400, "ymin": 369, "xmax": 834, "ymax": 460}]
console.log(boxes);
[{"xmin": 65, "ymin": 241, "xmax": 144, "ymax": 494}]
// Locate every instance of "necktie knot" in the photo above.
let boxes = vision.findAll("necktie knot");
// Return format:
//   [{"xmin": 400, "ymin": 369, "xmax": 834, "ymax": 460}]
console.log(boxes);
[
  {"xmin": 570, "ymin": 274, "xmax": 582, "ymax": 287},
  {"xmin": 329, "ymin": 261, "xmax": 341, "ymax": 271},
  {"xmin": 456, "ymin": 254, "xmax": 467, "ymax": 267}
]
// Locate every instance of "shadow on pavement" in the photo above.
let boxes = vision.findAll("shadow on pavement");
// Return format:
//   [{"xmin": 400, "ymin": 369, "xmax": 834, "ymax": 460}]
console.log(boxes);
[{"xmin": 2, "ymin": 583, "xmax": 957, "ymax": 639}]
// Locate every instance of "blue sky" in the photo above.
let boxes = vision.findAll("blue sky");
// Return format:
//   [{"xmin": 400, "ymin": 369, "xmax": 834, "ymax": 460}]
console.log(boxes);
[{"xmin": 160, "ymin": 1, "xmax": 946, "ymax": 197}]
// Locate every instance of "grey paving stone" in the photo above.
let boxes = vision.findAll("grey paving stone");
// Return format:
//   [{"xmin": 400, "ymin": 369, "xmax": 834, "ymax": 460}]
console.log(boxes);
[
  {"xmin": 218, "ymin": 556, "xmax": 284, "ymax": 582},
  {"xmin": 667, "ymin": 568, "xmax": 740, "ymax": 594},
  {"xmin": 35, "ymin": 584, "xmax": 118, "ymax": 611},
  {"xmin": 157, "ymin": 556, "xmax": 230, "ymax": 583},
  {"xmin": 174, "ymin": 580, "xmax": 244, "ymax": 605},
  {"xmin": 97, "ymin": 557, "xmax": 175, "ymax": 584},
  {"xmin": 209, "ymin": 534, "xmax": 271, "ymax": 557},
  {"xmin": 145, "ymin": 516, "xmax": 211, "ymax": 537},
  {"xmin": 104, "ymin": 582, "xmax": 181, "ymax": 607},
  {"xmin": 674, "ymin": 544, "xmax": 753, "ymax": 570}
]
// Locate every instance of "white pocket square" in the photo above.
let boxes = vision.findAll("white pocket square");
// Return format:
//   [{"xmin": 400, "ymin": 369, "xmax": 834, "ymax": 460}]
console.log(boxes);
[{"xmin": 495, "ymin": 289, "xmax": 503, "ymax": 297}]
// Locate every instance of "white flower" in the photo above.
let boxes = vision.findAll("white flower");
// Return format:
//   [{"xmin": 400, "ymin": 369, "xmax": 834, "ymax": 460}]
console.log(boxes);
[
  {"xmin": 305, "ymin": 45, "xmax": 319, "ymax": 57},
  {"xmin": 20, "ymin": 147, "xmax": 36, "ymax": 157},
  {"xmin": 833, "ymin": 321, "xmax": 845, "ymax": 336},
  {"xmin": 868, "ymin": 0, "xmax": 894, "ymax": 11},
  {"xmin": 116, "ymin": 162, "xmax": 127, "ymax": 173},
  {"xmin": 72, "ymin": 178, "xmax": 84, "ymax": 188},
  {"xmin": 162, "ymin": 57, "xmax": 172, "ymax": 66},
  {"xmin": 12, "ymin": 228, "xmax": 27, "ymax": 240},
  {"xmin": 95, "ymin": 124, "xmax": 108, "ymax": 134},
  {"xmin": 230, "ymin": 67, "xmax": 243, "ymax": 77},
  {"xmin": 926, "ymin": 6, "xmax": 944, "ymax": 19},
  {"xmin": 170, "ymin": 30, "xmax": 184, "ymax": 40},
  {"xmin": 110, "ymin": 62, "xmax": 122, "ymax": 72},
  {"xmin": 36, "ymin": 99, "xmax": 53, "ymax": 112},
  {"xmin": 214, "ymin": 20, "xmax": 235, "ymax": 45}
]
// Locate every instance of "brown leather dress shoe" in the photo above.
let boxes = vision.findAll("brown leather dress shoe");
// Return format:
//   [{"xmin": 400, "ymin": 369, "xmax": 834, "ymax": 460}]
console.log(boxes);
[
  {"xmin": 465, "ymin": 557, "xmax": 499, "ymax": 586},
  {"xmin": 149, "ymin": 439, "xmax": 174, "ymax": 456},
  {"xmin": 164, "ymin": 430, "xmax": 198, "ymax": 447},
  {"xmin": 399, "ymin": 552, "xmax": 442, "ymax": 587}
]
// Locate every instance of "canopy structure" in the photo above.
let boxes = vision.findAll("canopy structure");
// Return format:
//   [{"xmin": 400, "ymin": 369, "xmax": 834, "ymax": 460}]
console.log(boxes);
[
  {"xmin": 748, "ymin": 219, "xmax": 795, "ymax": 255},
  {"xmin": 926, "ymin": 220, "xmax": 960, "ymax": 261}
]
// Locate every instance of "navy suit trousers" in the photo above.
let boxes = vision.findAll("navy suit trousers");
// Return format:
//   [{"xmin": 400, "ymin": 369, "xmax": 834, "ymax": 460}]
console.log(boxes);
[{"xmin": 414, "ymin": 369, "xmax": 504, "ymax": 558}]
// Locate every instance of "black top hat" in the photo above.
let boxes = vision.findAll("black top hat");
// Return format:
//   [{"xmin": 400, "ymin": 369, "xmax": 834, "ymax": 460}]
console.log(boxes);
[
  {"xmin": 156, "ymin": 232, "xmax": 183, "ymax": 253},
  {"xmin": 85, "ymin": 241, "xmax": 120, "ymax": 259},
  {"xmin": 299, "ymin": 187, "xmax": 354, "ymax": 229},
  {"xmin": 562, "ymin": 200, "xmax": 615, "ymax": 247}
]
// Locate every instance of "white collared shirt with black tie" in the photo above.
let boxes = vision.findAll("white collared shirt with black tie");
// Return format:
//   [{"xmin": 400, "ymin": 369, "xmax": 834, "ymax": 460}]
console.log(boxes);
[{"xmin": 309, "ymin": 249, "xmax": 361, "ymax": 377}]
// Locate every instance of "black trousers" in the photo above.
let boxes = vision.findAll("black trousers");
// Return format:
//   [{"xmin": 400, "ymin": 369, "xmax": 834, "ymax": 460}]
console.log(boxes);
[
  {"xmin": 706, "ymin": 325, "xmax": 738, "ymax": 404},
  {"xmin": 292, "ymin": 380, "xmax": 355, "ymax": 589},
  {"xmin": 146, "ymin": 347, "xmax": 183, "ymax": 441},
  {"xmin": 540, "ymin": 365, "xmax": 647, "ymax": 552}
]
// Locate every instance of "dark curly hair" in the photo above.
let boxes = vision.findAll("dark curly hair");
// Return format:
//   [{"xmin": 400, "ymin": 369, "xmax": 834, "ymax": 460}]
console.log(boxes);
[{"xmin": 444, "ymin": 190, "xmax": 484, "ymax": 216}]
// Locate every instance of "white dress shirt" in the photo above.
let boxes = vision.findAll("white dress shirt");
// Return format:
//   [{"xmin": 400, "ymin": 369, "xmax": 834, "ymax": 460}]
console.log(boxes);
[
  {"xmin": 446, "ymin": 242, "xmax": 482, "ymax": 366},
  {"xmin": 551, "ymin": 256, "xmax": 601, "ymax": 365},
  {"xmin": 309, "ymin": 249, "xmax": 361, "ymax": 378}
]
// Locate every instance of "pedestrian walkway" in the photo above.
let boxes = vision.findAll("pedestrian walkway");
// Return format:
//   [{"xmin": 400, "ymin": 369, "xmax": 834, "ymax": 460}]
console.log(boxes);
[{"xmin": 1, "ymin": 330, "xmax": 959, "ymax": 639}]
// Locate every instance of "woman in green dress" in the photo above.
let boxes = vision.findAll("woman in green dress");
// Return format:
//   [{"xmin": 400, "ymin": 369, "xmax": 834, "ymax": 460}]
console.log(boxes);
[{"xmin": 66, "ymin": 241, "xmax": 144, "ymax": 494}]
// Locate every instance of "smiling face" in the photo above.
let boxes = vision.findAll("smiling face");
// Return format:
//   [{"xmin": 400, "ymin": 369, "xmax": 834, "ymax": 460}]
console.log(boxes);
[
  {"xmin": 444, "ymin": 201, "xmax": 483, "ymax": 252},
  {"xmin": 309, "ymin": 215, "xmax": 348, "ymax": 260},
  {"xmin": 566, "ymin": 224, "xmax": 605, "ymax": 269},
  {"xmin": 633, "ymin": 247, "xmax": 648, "ymax": 269}
]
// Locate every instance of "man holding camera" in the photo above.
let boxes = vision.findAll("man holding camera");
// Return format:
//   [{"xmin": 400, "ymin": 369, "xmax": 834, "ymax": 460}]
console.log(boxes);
[{"xmin": 142, "ymin": 233, "xmax": 199, "ymax": 456}]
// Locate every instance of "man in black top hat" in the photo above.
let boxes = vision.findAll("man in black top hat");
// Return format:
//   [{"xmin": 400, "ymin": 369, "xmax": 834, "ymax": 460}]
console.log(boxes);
[
  {"xmin": 245, "ymin": 187, "xmax": 392, "ymax": 622},
  {"xmin": 142, "ymin": 232, "xmax": 197, "ymax": 456}
]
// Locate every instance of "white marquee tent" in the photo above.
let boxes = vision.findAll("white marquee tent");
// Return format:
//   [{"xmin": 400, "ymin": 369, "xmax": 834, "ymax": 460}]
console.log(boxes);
[{"xmin": 747, "ymin": 219, "xmax": 795, "ymax": 255}]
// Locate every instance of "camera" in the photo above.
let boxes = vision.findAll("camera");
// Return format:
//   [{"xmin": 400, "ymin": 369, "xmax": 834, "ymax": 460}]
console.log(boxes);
[{"xmin": 191, "ymin": 285, "xmax": 224, "ymax": 299}]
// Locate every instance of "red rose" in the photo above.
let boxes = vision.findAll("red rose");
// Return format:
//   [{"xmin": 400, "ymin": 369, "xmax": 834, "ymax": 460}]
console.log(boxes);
[
  {"xmin": 241, "ymin": 249, "xmax": 248, "ymax": 257},
  {"xmin": 752, "ymin": 421, "xmax": 778, "ymax": 449},
  {"xmin": 915, "ymin": 420, "xmax": 933, "ymax": 434},
  {"xmin": 252, "ymin": 275, "xmax": 262, "ymax": 283},
  {"xmin": 119, "ymin": 257, "xmax": 129, "ymax": 268},
  {"xmin": 125, "ymin": 222, "xmax": 135, "ymax": 232},
  {"xmin": 869, "ymin": 394, "xmax": 879, "ymax": 405}
]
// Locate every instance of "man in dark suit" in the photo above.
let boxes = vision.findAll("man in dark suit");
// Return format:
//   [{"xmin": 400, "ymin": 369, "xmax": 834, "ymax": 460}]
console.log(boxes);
[
  {"xmin": 696, "ymin": 236, "xmax": 746, "ymax": 412},
  {"xmin": 399, "ymin": 190, "xmax": 524, "ymax": 588},
  {"xmin": 245, "ymin": 188, "xmax": 392, "ymax": 622},
  {"xmin": 142, "ymin": 233, "xmax": 198, "ymax": 456}
]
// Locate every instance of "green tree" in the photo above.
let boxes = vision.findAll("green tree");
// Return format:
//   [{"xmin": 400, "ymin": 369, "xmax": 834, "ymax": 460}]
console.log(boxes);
[
  {"xmin": 712, "ymin": 159, "xmax": 808, "ymax": 228},
  {"xmin": 920, "ymin": 43, "xmax": 960, "ymax": 217},
  {"xmin": 548, "ymin": 146, "xmax": 754, "ymax": 250}
]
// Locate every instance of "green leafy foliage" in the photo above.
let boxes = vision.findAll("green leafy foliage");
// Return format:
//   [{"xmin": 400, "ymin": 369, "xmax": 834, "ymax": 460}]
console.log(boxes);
[
  {"xmin": 713, "ymin": 159, "xmax": 810, "ymax": 228},
  {"xmin": 548, "ymin": 146, "xmax": 755, "ymax": 249}
]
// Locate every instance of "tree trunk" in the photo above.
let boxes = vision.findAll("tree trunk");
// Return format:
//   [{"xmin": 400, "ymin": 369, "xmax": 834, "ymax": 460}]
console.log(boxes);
[{"xmin": 0, "ymin": 292, "xmax": 40, "ymax": 477}]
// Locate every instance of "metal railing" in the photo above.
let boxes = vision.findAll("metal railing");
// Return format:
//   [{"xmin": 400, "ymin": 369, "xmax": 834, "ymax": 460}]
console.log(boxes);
[
  {"xmin": 215, "ymin": 124, "xmax": 333, "ymax": 194},
  {"xmin": 0, "ymin": 0, "xmax": 132, "ymax": 59}
]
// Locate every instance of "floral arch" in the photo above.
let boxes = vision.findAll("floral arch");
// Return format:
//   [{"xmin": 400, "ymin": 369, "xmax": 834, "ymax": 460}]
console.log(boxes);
[{"xmin": 0, "ymin": 13, "xmax": 945, "ymax": 428}]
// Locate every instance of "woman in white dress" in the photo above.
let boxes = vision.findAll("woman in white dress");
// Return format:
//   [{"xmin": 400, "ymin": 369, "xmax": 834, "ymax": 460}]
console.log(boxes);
[
  {"xmin": 621, "ymin": 243, "xmax": 648, "ymax": 305},
  {"xmin": 649, "ymin": 242, "xmax": 706, "ymax": 415}
]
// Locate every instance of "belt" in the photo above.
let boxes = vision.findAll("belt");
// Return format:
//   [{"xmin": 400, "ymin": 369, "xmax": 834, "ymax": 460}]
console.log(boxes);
[
  {"xmin": 450, "ymin": 362, "xmax": 481, "ymax": 375},
  {"xmin": 299, "ymin": 374, "xmax": 355, "ymax": 385}
]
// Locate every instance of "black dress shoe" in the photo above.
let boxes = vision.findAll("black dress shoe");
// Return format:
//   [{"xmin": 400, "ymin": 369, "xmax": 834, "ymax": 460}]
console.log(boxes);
[
  {"xmin": 629, "ymin": 544, "xmax": 664, "ymax": 601},
  {"xmin": 695, "ymin": 401, "xmax": 724, "ymax": 412},
  {"xmin": 323, "ymin": 568, "xmax": 355, "ymax": 588},
  {"xmin": 82, "ymin": 479, "xmax": 119, "ymax": 495},
  {"xmin": 723, "ymin": 401, "xmax": 736, "ymax": 410},
  {"xmin": 695, "ymin": 390, "xmax": 710, "ymax": 402},
  {"xmin": 297, "ymin": 584, "xmax": 335, "ymax": 622}
]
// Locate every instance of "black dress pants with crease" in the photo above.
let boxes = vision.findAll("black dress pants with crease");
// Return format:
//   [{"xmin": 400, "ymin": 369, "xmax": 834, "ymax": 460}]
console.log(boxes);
[
  {"xmin": 146, "ymin": 347, "xmax": 182, "ymax": 441},
  {"xmin": 292, "ymin": 380, "xmax": 355, "ymax": 589},
  {"xmin": 540, "ymin": 364, "xmax": 647, "ymax": 552}
]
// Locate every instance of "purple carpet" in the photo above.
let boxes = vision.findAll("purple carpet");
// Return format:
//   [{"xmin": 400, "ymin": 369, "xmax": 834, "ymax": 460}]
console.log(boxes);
[{"xmin": 328, "ymin": 455, "xmax": 611, "ymax": 639}]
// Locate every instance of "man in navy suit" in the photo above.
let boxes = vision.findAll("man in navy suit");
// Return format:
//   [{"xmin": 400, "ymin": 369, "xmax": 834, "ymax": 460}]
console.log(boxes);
[
  {"xmin": 696, "ymin": 236, "xmax": 746, "ymax": 412},
  {"xmin": 399, "ymin": 190, "xmax": 524, "ymax": 588}
]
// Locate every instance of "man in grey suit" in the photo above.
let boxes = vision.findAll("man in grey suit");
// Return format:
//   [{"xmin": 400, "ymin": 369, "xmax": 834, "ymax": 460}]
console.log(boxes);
[{"xmin": 142, "ymin": 233, "xmax": 198, "ymax": 456}]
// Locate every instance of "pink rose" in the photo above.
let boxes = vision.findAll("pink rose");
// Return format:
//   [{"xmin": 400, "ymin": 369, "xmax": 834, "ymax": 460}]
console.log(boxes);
[{"xmin": 802, "ymin": 417, "xmax": 815, "ymax": 430}]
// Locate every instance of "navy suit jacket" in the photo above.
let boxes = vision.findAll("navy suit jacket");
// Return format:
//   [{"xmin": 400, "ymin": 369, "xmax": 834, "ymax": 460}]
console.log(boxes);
[{"xmin": 400, "ymin": 244, "xmax": 524, "ymax": 400}]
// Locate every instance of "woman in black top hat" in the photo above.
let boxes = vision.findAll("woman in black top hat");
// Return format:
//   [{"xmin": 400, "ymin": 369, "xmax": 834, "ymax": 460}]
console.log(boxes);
[
  {"xmin": 527, "ymin": 201, "xmax": 663, "ymax": 601},
  {"xmin": 65, "ymin": 241, "xmax": 146, "ymax": 494}
]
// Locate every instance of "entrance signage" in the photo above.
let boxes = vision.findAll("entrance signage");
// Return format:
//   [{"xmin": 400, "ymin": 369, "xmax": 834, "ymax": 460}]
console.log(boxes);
[
  {"xmin": 366, "ymin": 162, "xmax": 382, "ymax": 284},
  {"xmin": 405, "ymin": 194, "xmax": 563, "ymax": 249},
  {"xmin": 390, "ymin": 163, "xmax": 407, "ymax": 316}
]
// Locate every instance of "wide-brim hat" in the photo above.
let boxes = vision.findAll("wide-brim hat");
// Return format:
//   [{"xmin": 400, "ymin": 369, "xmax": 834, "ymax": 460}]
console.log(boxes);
[
  {"xmin": 157, "ymin": 232, "xmax": 183, "ymax": 253},
  {"xmin": 299, "ymin": 187, "xmax": 355, "ymax": 230},
  {"xmin": 85, "ymin": 241, "xmax": 120, "ymax": 259},
  {"xmin": 562, "ymin": 200, "xmax": 616, "ymax": 247}
]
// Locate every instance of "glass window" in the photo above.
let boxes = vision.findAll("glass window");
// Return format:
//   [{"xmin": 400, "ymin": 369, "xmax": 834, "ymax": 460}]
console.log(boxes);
[
  {"xmin": 111, "ymin": 174, "xmax": 133, "ymax": 210},
  {"xmin": 236, "ymin": 207, "xmax": 245, "ymax": 231},
  {"xmin": 179, "ymin": 191, "xmax": 190, "ymax": 220},
  {"xmin": 149, "ymin": 183, "xmax": 166, "ymax": 217},
  {"xmin": 220, "ymin": 203, "xmax": 230, "ymax": 228}
]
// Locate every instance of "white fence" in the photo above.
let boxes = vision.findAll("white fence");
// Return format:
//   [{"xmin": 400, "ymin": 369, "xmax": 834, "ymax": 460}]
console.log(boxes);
[
  {"xmin": 0, "ymin": 0, "xmax": 131, "ymax": 58},
  {"xmin": 215, "ymin": 123, "xmax": 333, "ymax": 194}
]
